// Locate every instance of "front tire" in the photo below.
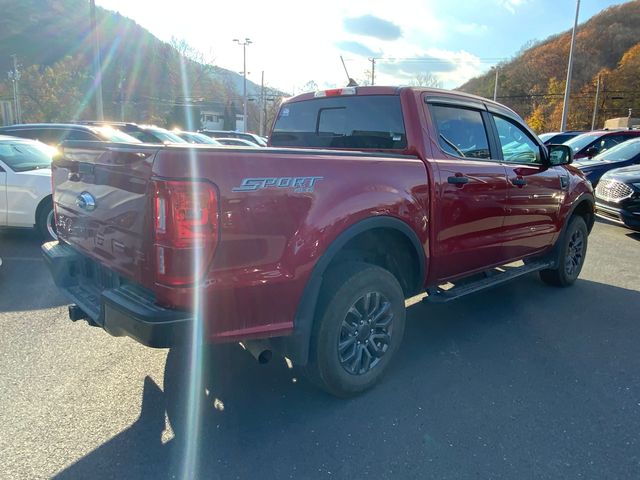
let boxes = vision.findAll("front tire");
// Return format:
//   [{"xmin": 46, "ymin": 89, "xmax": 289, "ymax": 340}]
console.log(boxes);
[
  {"xmin": 36, "ymin": 198, "xmax": 57, "ymax": 240},
  {"xmin": 306, "ymin": 262, "xmax": 406, "ymax": 397},
  {"xmin": 539, "ymin": 215, "xmax": 588, "ymax": 287}
]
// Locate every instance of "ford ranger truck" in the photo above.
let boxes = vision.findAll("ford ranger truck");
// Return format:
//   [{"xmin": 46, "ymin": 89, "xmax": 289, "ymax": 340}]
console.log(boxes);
[{"xmin": 43, "ymin": 86, "xmax": 594, "ymax": 397}]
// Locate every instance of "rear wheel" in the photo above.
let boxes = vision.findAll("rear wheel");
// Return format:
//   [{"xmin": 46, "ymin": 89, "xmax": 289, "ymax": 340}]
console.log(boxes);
[
  {"xmin": 306, "ymin": 262, "xmax": 406, "ymax": 397},
  {"xmin": 539, "ymin": 216, "xmax": 588, "ymax": 287}
]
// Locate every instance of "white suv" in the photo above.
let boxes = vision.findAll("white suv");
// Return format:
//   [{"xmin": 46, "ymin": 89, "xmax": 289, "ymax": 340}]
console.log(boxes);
[{"xmin": 0, "ymin": 136, "xmax": 56, "ymax": 239}]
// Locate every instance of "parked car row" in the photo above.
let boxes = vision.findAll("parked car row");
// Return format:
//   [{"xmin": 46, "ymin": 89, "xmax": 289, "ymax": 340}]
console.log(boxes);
[
  {"xmin": 539, "ymin": 128, "xmax": 640, "ymax": 232},
  {"xmin": 0, "ymin": 121, "xmax": 267, "ymax": 241}
]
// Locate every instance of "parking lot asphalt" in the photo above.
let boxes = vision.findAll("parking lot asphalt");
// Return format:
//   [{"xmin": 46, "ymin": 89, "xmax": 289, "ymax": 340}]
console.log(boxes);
[{"xmin": 1, "ymin": 220, "xmax": 639, "ymax": 479}]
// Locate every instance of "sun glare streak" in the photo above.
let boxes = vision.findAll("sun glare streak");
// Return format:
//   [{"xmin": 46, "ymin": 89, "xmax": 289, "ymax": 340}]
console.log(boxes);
[
  {"xmin": 71, "ymin": 35, "xmax": 122, "ymax": 121},
  {"xmin": 178, "ymin": 53, "xmax": 205, "ymax": 479},
  {"xmin": 124, "ymin": 32, "xmax": 148, "ymax": 110}
]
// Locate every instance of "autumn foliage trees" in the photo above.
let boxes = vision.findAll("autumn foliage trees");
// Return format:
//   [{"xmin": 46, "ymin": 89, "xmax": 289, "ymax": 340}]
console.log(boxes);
[{"xmin": 460, "ymin": 1, "xmax": 640, "ymax": 132}]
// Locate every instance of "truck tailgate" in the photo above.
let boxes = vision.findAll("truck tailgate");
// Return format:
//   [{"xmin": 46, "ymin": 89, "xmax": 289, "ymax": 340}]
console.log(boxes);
[{"xmin": 52, "ymin": 142, "xmax": 160, "ymax": 285}]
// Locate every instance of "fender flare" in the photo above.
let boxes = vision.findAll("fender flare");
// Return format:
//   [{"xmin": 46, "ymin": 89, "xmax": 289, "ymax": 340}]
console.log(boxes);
[
  {"xmin": 271, "ymin": 215, "xmax": 426, "ymax": 366},
  {"xmin": 546, "ymin": 192, "xmax": 595, "ymax": 265}
]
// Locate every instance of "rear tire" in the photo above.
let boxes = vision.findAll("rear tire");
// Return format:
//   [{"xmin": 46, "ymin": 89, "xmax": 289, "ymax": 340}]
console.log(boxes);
[
  {"xmin": 539, "ymin": 215, "xmax": 588, "ymax": 287},
  {"xmin": 306, "ymin": 262, "xmax": 406, "ymax": 397},
  {"xmin": 36, "ymin": 198, "xmax": 57, "ymax": 240}
]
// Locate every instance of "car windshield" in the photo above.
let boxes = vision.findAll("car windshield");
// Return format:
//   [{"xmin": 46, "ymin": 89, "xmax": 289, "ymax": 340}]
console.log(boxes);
[
  {"xmin": 538, "ymin": 133, "xmax": 555, "ymax": 142},
  {"xmin": 587, "ymin": 138, "xmax": 640, "ymax": 164},
  {"xmin": 0, "ymin": 140, "xmax": 52, "ymax": 172},
  {"xmin": 93, "ymin": 126, "xmax": 142, "ymax": 143},
  {"xmin": 179, "ymin": 132, "xmax": 221, "ymax": 144},
  {"xmin": 148, "ymin": 129, "xmax": 188, "ymax": 143},
  {"xmin": 565, "ymin": 132, "xmax": 602, "ymax": 153}
]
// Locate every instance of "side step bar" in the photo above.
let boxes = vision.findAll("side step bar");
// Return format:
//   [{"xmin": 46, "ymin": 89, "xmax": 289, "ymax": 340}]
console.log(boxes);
[{"xmin": 424, "ymin": 261, "xmax": 553, "ymax": 304}]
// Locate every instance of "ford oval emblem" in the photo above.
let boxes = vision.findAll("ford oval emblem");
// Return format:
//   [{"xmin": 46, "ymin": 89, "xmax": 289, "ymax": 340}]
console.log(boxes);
[{"xmin": 76, "ymin": 191, "xmax": 97, "ymax": 211}]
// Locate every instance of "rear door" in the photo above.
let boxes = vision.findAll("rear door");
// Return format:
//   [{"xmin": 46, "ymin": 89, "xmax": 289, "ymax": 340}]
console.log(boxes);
[
  {"xmin": 490, "ymin": 113, "xmax": 562, "ymax": 259},
  {"xmin": 424, "ymin": 98, "xmax": 510, "ymax": 281}
]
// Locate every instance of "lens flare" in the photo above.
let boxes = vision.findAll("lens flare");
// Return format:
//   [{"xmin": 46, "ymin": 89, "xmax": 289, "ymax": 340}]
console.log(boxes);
[{"xmin": 178, "ymin": 51, "xmax": 205, "ymax": 479}]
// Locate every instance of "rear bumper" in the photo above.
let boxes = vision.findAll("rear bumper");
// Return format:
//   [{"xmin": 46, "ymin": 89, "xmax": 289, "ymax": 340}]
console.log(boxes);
[{"xmin": 42, "ymin": 241, "xmax": 192, "ymax": 348}]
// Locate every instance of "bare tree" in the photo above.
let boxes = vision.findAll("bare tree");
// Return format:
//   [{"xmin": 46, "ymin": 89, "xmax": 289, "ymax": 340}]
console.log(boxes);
[{"xmin": 409, "ymin": 72, "xmax": 442, "ymax": 88}]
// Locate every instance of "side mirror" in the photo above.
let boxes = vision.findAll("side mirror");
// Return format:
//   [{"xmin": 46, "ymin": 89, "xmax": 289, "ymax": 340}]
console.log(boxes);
[
  {"xmin": 585, "ymin": 146, "xmax": 599, "ymax": 158},
  {"xmin": 547, "ymin": 144, "xmax": 573, "ymax": 166}
]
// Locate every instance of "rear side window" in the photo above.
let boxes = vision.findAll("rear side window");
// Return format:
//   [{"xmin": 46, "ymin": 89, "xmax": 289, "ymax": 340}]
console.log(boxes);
[
  {"xmin": 271, "ymin": 95, "xmax": 406, "ymax": 149},
  {"xmin": 66, "ymin": 129, "xmax": 97, "ymax": 141},
  {"xmin": 429, "ymin": 105, "xmax": 490, "ymax": 159}
]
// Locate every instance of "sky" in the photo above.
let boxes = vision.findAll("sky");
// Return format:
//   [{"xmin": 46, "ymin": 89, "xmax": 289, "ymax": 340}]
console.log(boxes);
[{"xmin": 95, "ymin": 0, "xmax": 630, "ymax": 93}]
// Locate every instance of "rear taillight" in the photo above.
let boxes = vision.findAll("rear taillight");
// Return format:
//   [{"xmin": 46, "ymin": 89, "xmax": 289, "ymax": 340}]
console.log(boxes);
[{"xmin": 152, "ymin": 180, "xmax": 219, "ymax": 286}]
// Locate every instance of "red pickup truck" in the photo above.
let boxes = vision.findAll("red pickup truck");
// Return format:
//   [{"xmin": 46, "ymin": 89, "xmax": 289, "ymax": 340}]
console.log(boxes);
[{"xmin": 43, "ymin": 86, "xmax": 594, "ymax": 397}]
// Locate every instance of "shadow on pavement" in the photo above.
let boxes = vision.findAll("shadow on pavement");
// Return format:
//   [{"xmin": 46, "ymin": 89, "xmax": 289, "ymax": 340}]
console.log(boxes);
[
  {"xmin": 0, "ymin": 229, "xmax": 66, "ymax": 312},
  {"xmin": 626, "ymin": 231, "xmax": 640, "ymax": 242},
  {"xmin": 56, "ymin": 277, "xmax": 640, "ymax": 479}
]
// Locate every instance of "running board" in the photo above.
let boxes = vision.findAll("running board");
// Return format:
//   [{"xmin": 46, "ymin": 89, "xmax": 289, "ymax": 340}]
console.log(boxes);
[{"xmin": 424, "ymin": 261, "xmax": 553, "ymax": 304}]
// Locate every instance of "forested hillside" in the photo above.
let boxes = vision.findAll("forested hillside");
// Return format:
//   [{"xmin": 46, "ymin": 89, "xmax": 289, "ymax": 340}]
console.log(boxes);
[
  {"xmin": 459, "ymin": 1, "xmax": 640, "ymax": 132},
  {"xmin": 0, "ymin": 0, "xmax": 274, "ymax": 127}
]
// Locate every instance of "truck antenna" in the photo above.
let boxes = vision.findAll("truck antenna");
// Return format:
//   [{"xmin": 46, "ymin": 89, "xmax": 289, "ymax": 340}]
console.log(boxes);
[{"xmin": 340, "ymin": 56, "xmax": 359, "ymax": 87}]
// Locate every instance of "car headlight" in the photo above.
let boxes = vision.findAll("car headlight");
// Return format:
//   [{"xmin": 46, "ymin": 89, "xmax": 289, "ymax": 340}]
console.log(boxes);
[{"xmin": 631, "ymin": 183, "xmax": 640, "ymax": 191}]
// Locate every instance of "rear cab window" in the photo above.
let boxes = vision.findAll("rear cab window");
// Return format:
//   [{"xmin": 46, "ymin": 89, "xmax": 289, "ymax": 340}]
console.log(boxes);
[{"xmin": 271, "ymin": 95, "xmax": 407, "ymax": 150}]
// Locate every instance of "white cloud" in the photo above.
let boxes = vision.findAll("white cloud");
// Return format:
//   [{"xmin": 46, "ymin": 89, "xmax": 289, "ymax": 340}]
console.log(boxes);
[
  {"xmin": 455, "ymin": 23, "xmax": 489, "ymax": 35},
  {"xmin": 499, "ymin": 0, "xmax": 527, "ymax": 14}
]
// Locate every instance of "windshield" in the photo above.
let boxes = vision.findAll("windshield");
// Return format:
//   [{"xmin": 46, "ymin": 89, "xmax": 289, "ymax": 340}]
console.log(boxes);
[
  {"xmin": 93, "ymin": 126, "xmax": 142, "ymax": 143},
  {"xmin": 584, "ymin": 138, "xmax": 640, "ymax": 164},
  {"xmin": 0, "ymin": 140, "xmax": 52, "ymax": 172},
  {"xmin": 565, "ymin": 132, "xmax": 602, "ymax": 153},
  {"xmin": 271, "ymin": 95, "xmax": 407, "ymax": 149},
  {"xmin": 178, "ymin": 132, "xmax": 221, "ymax": 144},
  {"xmin": 149, "ymin": 129, "xmax": 188, "ymax": 144},
  {"xmin": 538, "ymin": 133, "xmax": 554, "ymax": 142}
]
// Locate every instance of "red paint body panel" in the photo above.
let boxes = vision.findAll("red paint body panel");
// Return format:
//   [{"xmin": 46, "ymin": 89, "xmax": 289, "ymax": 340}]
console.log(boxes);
[{"xmin": 51, "ymin": 87, "xmax": 593, "ymax": 345}]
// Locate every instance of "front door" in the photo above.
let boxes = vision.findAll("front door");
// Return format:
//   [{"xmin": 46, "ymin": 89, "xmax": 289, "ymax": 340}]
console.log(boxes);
[
  {"xmin": 491, "ymin": 114, "xmax": 563, "ymax": 259},
  {"xmin": 425, "ymin": 101, "xmax": 510, "ymax": 281}
]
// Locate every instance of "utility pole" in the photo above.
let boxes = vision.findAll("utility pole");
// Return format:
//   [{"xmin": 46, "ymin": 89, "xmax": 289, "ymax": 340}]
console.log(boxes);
[
  {"xmin": 493, "ymin": 67, "xmax": 499, "ymax": 102},
  {"xmin": 369, "ymin": 58, "xmax": 376, "ymax": 85},
  {"xmin": 9, "ymin": 54, "xmax": 21, "ymax": 124},
  {"xmin": 90, "ymin": 0, "xmax": 104, "ymax": 120},
  {"xmin": 560, "ymin": 0, "xmax": 580, "ymax": 132},
  {"xmin": 259, "ymin": 71, "xmax": 265, "ymax": 137},
  {"xmin": 233, "ymin": 38, "xmax": 252, "ymax": 133},
  {"xmin": 591, "ymin": 74, "xmax": 601, "ymax": 131},
  {"xmin": 118, "ymin": 72, "xmax": 126, "ymax": 121}
]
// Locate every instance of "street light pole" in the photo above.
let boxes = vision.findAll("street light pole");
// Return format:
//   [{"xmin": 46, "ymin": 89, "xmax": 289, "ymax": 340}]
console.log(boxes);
[
  {"xmin": 233, "ymin": 38, "xmax": 252, "ymax": 133},
  {"xmin": 90, "ymin": 0, "xmax": 104, "ymax": 120},
  {"xmin": 9, "ymin": 54, "xmax": 21, "ymax": 124},
  {"xmin": 493, "ymin": 67, "xmax": 499, "ymax": 102},
  {"xmin": 560, "ymin": 0, "xmax": 580, "ymax": 132}
]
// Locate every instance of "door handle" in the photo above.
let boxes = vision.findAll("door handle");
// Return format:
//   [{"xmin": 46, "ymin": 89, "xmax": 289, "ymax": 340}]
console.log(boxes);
[
  {"xmin": 447, "ymin": 175, "xmax": 469, "ymax": 185},
  {"xmin": 511, "ymin": 177, "xmax": 527, "ymax": 186}
]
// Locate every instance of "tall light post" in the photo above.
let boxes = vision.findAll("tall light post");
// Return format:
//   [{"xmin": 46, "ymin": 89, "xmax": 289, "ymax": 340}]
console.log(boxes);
[
  {"xmin": 8, "ymin": 54, "xmax": 21, "ymax": 124},
  {"xmin": 560, "ymin": 0, "xmax": 580, "ymax": 132},
  {"xmin": 90, "ymin": 0, "xmax": 104, "ymax": 120},
  {"xmin": 233, "ymin": 38, "xmax": 252, "ymax": 133}
]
